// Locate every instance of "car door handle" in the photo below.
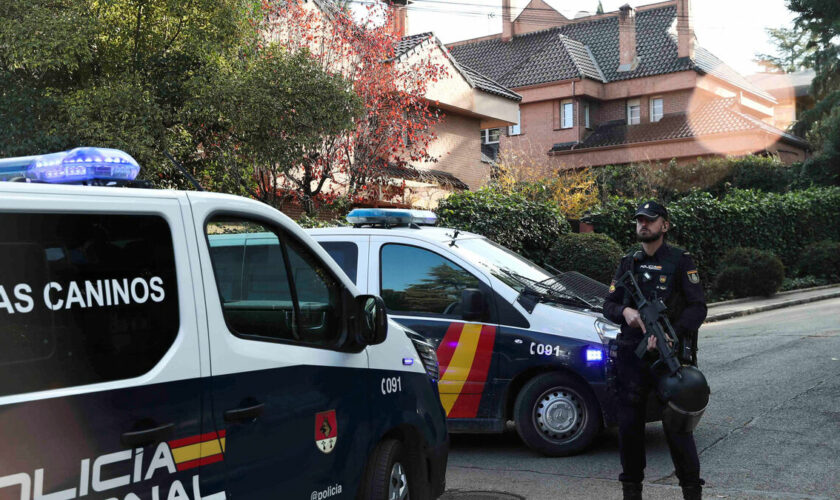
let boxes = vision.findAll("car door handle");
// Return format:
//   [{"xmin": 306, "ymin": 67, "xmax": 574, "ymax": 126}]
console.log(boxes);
[
  {"xmin": 121, "ymin": 422, "xmax": 175, "ymax": 448},
  {"xmin": 223, "ymin": 402, "xmax": 265, "ymax": 423}
]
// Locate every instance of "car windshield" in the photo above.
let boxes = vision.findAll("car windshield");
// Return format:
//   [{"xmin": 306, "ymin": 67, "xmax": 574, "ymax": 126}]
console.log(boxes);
[{"xmin": 448, "ymin": 237, "xmax": 553, "ymax": 293}]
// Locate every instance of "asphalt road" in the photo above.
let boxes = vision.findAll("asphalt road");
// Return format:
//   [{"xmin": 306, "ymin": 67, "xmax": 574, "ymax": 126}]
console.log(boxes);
[{"xmin": 441, "ymin": 298, "xmax": 840, "ymax": 500}]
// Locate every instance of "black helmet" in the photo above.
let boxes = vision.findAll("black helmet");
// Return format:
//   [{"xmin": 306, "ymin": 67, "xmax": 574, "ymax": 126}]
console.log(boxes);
[{"xmin": 656, "ymin": 365, "xmax": 710, "ymax": 433}]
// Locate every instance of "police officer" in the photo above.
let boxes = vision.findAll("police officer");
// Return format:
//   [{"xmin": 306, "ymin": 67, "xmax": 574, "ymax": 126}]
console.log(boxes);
[{"xmin": 603, "ymin": 201, "xmax": 707, "ymax": 500}]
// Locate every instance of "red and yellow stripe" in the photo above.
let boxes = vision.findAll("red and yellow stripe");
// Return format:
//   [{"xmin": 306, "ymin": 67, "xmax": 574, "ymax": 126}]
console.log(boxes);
[
  {"xmin": 168, "ymin": 430, "xmax": 226, "ymax": 471},
  {"xmin": 436, "ymin": 323, "xmax": 496, "ymax": 418}
]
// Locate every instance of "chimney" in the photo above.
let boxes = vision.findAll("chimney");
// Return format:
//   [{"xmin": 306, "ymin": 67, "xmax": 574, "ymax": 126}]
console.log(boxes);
[
  {"xmin": 502, "ymin": 0, "xmax": 513, "ymax": 42},
  {"xmin": 677, "ymin": 0, "xmax": 695, "ymax": 60},
  {"xmin": 389, "ymin": 0, "xmax": 409, "ymax": 38},
  {"xmin": 617, "ymin": 4, "xmax": 639, "ymax": 72}
]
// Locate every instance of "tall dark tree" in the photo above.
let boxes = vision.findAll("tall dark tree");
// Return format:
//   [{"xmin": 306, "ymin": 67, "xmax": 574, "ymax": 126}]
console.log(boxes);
[
  {"xmin": 787, "ymin": 0, "xmax": 840, "ymax": 184},
  {"xmin": 0, "ymin": 0, "xmax": 361, "ymax": 200},
  {"xmin": 596, "ymin": 0, "xmax": 604, "ymax": 15},
  {"xmin": 754, "ymin": 26, "xmax": 817, "ymax": 73}
]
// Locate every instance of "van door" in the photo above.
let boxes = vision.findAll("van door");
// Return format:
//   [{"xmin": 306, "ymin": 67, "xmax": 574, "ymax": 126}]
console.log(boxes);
[
  {"xmin": 196, "ymin": 213, "xmax": 369, "ymax": 499},
  {"xmin": 370, "ymin": 237, "xmax": 498, "ymax": 420},
  {"xmin": 0, "ymin": 192, "xmax": 206, "ymax": 499}
]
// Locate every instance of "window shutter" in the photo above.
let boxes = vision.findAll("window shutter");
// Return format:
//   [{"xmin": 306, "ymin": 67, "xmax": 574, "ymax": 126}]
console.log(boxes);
[{"xmin": 553, "ymin": 100, "xmax": 561, "ymax": 130}]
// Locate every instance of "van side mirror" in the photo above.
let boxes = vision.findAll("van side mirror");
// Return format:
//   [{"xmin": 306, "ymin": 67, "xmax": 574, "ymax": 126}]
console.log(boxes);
[
  {"xmin": 461, "ymin": 288, "xmax": 485, "ymax": 322},
  {"xmin": 355, "ymin": 295, "xmax": 388, "ymax": 346}
]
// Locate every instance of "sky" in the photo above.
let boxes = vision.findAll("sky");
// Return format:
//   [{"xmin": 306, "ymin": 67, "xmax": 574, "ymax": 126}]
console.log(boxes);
[{"xmin": 395, "ymin": 0, "xmax": 797, "ymax": 77}]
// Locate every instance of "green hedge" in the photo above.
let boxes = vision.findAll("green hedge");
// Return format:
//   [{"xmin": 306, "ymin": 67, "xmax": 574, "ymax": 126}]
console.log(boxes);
[
  {"xmin": 715, "ymin": 247, "xmax": 785, "ymax": 298},
  {"xmin": 797, "ymin": 240, "xmax": 840, "ymax": 280},
  {"xmin": 546, "ymin": 233, "xmax": 623, "ymax": 285},
  {"xmin": 436, "ymin": 188, "xmax": 571, "ymax": 265},
  {"xmin": 594, "ymin": 156, "xmax": 835, "ymax": 204},
  {"xmin": 582, "ymin": 187, "xmax": 840, "ymax": 277}
]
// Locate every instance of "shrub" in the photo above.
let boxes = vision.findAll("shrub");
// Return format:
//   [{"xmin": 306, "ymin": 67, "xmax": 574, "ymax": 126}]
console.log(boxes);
[
  {"xmin": 715, "ymin": 247, "xmax": 785, "ymax": 298},
  {"xmin": 436, "ymin": 188, "xmax": 571, "ymax": 266},
  {"xmin": 594, "ymin": 156, "xmax": 826, "ymax": 202},
  {"xmin": 797, "ymin": 240, "xmax": 840, "ymax": 280},
  {"xmin": 780, "ymin": 275, "xmax": 830, "ymax": 292},
  {"xmin": 583, "ymin": 187, "xmax": 840, "ymax": 277},
  {"xmin": 295, "ymin": 214, "xmax": 348, "ymax": 228},
  {"xmin": 732, "ymin": 157, "xmax": 797, "ymax": 190},
  {"xmin": 545, "ymin": 233, "xmax": 623, "ymax": 285}
]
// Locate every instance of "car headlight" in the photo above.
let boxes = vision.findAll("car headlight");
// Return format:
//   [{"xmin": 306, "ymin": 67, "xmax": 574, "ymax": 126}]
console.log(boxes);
[
  {"xmin": 404, "ymin": 328, "xmax": 440, "ymax": 381},
  {"xmin": 595, "ymin": 318, "xmax": 620, "ymax": 343}
]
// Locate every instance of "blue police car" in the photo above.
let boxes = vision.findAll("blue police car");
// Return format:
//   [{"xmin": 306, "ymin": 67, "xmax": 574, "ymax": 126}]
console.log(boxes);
[
  {"xmin": 0, "ymin": 149, "xmax": 448, "ymax": 499},
  {"xmin": 308, "ymin": 209, "xmax": 623, "ymax": 456}
]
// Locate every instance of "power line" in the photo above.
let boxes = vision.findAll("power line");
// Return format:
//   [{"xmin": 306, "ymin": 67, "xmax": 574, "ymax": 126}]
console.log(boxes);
[{"xmin": 347, "ymin": 0, "xmax": 734, "ymax": 31}]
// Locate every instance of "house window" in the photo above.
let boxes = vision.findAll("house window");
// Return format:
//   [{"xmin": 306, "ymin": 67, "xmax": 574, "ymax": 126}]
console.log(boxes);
[
  {"xmin": 584, "ymin": 102, "xmax": 591, "ymax": 129},
  {"xmin": 561, "ymin": 100, "xmax": 574, "ymax": 129},
  {"xmin": 650, "ymin": 97, "xmax": 664, "ymax": 122},
  {"xmin": 627, "ymin": 98, "xmax": 641, "ymax": 125},
  {"xmin": 481, "ymin": 128, "xmax": 501, "ymax": 144},
  {"xmin": 509, "ymin": 109, "xmax": 521, "ymax": 136}
]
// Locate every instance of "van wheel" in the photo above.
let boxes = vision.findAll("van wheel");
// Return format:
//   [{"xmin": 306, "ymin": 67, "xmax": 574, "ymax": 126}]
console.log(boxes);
[
  {"xmin": 360, "ymin": 439, "xmax": 413, "ymax": 500},
  {"xmin": 514, "ymin": 373, "xmax": 600, "ymax": 456}
]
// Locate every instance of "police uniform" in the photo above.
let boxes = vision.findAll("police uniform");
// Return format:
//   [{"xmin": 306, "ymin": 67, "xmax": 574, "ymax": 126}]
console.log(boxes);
[{"xmin": 603, "ymin": 210, "xmax": 707, "ymax": 499}]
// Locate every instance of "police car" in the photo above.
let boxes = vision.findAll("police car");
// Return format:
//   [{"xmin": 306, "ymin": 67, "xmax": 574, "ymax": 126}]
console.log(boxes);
[
  {"xmin": 307, "ymin": 209, "xmax": 622, "ymax": 456},
  {"xmin": 0, "ymin": 149, "xmax": 447, "ymax": 499}
]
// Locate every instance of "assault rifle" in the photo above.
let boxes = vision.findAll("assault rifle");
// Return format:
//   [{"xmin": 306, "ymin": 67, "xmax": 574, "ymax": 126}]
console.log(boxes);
[
  {"xmin": 617, "ymin": 270, "xmax": 711, "ymax": 432},
  {"xmin": 617, "ymin": 270, "xmax": 682, "ymax": 375}
]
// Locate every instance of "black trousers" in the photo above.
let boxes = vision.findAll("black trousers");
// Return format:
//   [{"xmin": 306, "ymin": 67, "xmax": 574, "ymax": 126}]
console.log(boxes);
[{"xmin": 614, "ymin": 342, "xmax": 701, "ymax": 487}]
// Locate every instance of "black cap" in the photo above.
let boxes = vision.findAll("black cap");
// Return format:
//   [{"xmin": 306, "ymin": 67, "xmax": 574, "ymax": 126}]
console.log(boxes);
[{"xmin": 634, "ymin": 200, "xmax": 668, "ymax": 220}]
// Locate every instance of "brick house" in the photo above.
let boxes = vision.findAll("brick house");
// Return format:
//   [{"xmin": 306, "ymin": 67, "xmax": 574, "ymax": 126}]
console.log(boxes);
[
  {"xmin": 281, "ymin": 0, "xmax": 521, "ymax": 210},
  {"xmin": 747, "ymin": 69, "xmax": 816, "ymax": 132},
  {"xmin": 391, "ymin": 32, "xmax": 521, "ymax": 204},
  {"xmin": 447, "ymin": 0, "xmax": 810, "ymax": 170}
]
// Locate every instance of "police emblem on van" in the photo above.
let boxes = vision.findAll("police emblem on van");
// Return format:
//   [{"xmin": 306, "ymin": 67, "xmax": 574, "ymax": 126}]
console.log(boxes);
[{"xmin": 315, "ymin": 410, "xmax": 338, "ymax": 454}]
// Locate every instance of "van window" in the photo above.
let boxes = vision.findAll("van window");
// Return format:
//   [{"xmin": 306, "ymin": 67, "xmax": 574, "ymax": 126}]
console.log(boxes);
[
  {"xmin": 380, "ymin": 244, "xmax": 481, "ymax": 318},
  {"xmin": 318, "ymin": 241, "xmax": 358, "ymax": 284},
  {"xmin": 0, "ymin": 213, "xmax": 180, "ymax": 397},
  {"xmin": 206, "ymin": 218, "xmax": 342, "ymax": 347}
]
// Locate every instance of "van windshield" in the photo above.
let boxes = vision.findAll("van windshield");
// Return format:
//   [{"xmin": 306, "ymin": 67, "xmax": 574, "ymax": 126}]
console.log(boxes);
[{"xmin": 449, "ymin": 238, "xmax": 553, "ymax": 293}]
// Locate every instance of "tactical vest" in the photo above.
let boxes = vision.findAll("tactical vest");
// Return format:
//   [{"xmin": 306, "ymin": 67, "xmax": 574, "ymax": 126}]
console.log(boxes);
[{"xmin": 623, "ymin": 245, "xmax": 687, "ymax": 329}]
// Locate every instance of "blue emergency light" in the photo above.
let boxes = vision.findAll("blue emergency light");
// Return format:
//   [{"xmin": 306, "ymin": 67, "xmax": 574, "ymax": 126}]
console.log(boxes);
[
  {"xmin": 0, "ymin": 147, "xmax": 140, "ymax": 184},
  {"xmin": 585, "ymin": 348, "xmax": 604, "ymax": 362},
  {"xmin": 346, "ymin": 208, "xmax": 437, "ymax": 227}
]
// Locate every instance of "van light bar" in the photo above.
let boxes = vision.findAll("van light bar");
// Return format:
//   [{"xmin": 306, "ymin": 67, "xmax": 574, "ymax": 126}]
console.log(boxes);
[
  {"xmin": 0, "ymin": 147, "xmax": 140, "ymax": 183},
  {"xmin": 346, "ymin": 208, "xmax": 437, "ymax": 227},
  {"xmin": 585, "ymin": 348, "xmax": 604, "ymax": 362}
]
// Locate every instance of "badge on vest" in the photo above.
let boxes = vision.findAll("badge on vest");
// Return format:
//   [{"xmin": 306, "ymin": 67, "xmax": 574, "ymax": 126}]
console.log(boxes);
[
  {"xmin": 659, "ymin": 275, "xmax": 667, "ymax": 284},
  {"xmin": 687, "ymin": 270, "xmax": 700, "ymax": 284}
]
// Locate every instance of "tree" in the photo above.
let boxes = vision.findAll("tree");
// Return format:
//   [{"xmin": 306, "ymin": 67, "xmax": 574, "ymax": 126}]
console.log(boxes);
[
  {"xmin": 261, "ymin": 0, "xmax": 449, "ymax": 208},
  {"xmin": 0, "ymin": 0, "xmax": 250, "ymax": 185},
  {"xmin": 0, "ymin": 0, "xmax": 361, "ymax": 200},
  {"xmin": 186, "ymin": 47, "xmax": 361, "ymax": 208},
  {"xmin": 596, "ymin": 1, "xmax": 604, "ymax": 15},
  {"xmin": 787, "ymin": 0, "xmax": 840, "ymax": 183},
  {"xmin": 754, "ymin": 26, "xmax": 817, "ymax": 73}
]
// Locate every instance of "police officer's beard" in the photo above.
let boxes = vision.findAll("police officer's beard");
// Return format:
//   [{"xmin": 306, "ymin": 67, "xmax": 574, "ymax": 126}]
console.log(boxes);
[{"xmin": 637, "ymin": 228, "xmax": 663, "ymax": 243}]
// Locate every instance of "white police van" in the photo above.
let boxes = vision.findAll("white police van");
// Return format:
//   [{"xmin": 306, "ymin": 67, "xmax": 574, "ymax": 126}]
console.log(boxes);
[
  {"xmin": 307, "ymin": 209, "xmax": 622, "ymax": 456},
  {"xmin": 0, "ymin": 149, "xmax": 447, "ymax": 499}
]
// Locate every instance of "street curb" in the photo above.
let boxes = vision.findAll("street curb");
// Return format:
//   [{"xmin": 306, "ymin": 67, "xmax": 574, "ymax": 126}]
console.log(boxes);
[
  {"xmin": 705, "ymin": 290, "xmax": 840, "ymax": 323},
  {"xmin": 706, "ymin": 284, "xmax": 840, "ymax": 308}
]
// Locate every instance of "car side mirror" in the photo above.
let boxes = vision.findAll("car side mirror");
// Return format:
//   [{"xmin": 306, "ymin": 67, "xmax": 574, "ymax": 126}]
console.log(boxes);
[
  {"xmin": 461, "ymin": 288, "xmax": 485, "ymax": 322},
  {"xmin": 355, "ymin": 295, "xmax": 388, "ymax": 346}
]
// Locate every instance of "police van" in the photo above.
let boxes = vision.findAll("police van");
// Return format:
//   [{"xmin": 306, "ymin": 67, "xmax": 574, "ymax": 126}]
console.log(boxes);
[
  {"xmin": 307, "ymin": 209, "xmax": 622, "ymax": 456},
  {"xmin": 0, "ymin": 149, "xmax": 447, "ymax": 500}
]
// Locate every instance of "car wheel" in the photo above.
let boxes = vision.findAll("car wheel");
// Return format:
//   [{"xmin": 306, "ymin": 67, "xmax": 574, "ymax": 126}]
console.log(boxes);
[
  {"xmin": 360, "ymin": 439, "xmax": 413, "ymax": 500},
  {"xmin": 514, "ymin": 372, "xmax": 600, "ymax": 456}
]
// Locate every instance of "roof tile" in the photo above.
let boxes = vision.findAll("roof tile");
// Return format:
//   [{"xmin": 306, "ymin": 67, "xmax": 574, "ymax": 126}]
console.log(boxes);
[
  {"xmin": 550, "ymin": 98, "xmax": 808, "ymax": 152},
  {"xmin": 448, "ymin": 4, "xmax": 773, "ymax": 101}
]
